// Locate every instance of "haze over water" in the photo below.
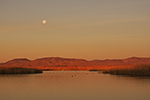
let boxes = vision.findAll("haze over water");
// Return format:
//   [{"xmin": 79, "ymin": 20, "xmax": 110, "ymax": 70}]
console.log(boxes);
[{"xmin": 0, "ymin": 71, "xmax": 150, "ymax": 100}]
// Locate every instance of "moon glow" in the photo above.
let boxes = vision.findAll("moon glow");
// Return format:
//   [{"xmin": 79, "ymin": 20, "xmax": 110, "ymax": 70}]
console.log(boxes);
[{"xmin": 42, "ymin": 20, "xmax": 46, "ymax": 24}]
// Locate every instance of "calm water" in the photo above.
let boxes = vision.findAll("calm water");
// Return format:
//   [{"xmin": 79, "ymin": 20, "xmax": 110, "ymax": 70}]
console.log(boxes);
[{"xmin": 0, "ymin": 71, "xmax": 150, "ymax": 100}]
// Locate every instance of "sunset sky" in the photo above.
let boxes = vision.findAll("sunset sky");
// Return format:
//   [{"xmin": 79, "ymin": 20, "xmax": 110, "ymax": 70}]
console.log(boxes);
[{"xmin": 0, "ymin": 0, "xmax": 150, "ymax": 62}]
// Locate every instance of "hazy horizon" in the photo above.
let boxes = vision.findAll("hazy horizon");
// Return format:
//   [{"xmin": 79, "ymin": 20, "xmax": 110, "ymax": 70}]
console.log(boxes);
[
  {"xmin": 1, "ymin": 0, "xmax": 150, "ymax": 62},
  {"xmin": 1, "ymin": 56, "xmax": 150, "ymax": 63}
]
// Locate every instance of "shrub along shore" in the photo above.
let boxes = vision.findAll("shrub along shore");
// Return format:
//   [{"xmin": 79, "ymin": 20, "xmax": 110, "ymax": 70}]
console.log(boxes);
[
  {"xmin": 101, "ymin": 64, "xmax": 150, "ymax": 77},
  {"xmin": 0, "ymin": 67, "xmax": 43, "ymax": 74}
]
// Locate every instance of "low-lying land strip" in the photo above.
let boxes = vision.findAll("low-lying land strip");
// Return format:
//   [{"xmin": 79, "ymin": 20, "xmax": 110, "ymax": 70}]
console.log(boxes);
[
  {"xmin": 101, "ymin": 64, "xmax": 150, "ymax": 77},
  {"xmin": 0, "ymin": 67, "xmax": 42, "ymax": 74}
]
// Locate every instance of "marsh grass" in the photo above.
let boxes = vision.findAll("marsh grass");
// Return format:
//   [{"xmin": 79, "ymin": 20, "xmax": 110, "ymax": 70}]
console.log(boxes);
[
  {"xmin": 0, "ymin": 67, "xmax": 42, "ymax": 74},
  {"xmin": 102, "ymin": 64, "xmax": 150, "ymax": 77}
]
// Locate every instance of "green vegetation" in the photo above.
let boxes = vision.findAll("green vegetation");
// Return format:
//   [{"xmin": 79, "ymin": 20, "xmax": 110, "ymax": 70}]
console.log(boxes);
[
  {"xmin": 0, "ymin": 67, "xmax": 43, "ymax": 74},
  {"xmin": 102, "ymin": 64, "xmax": 150, "ymax": 77}
]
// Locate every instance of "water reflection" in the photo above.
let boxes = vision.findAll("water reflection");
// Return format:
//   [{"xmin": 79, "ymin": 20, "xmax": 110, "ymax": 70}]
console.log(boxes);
[{"xmin": 0, "ymin": 71, "xmax": 150, "ymax": 100}]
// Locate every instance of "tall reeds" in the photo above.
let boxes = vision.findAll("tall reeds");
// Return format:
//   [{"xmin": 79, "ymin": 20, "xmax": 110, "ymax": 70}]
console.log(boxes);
[
  {"xmin": 102, "ymin": 64, "xmax": 150, "ymax": 77},
  {"xmin": 0, "ymin": 67, "xmax": 42, "ymax": 74}
]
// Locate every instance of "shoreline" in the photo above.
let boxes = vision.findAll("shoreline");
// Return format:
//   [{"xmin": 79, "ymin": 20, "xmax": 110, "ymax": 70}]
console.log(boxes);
[{"xmin": 1, "ymin": 64, "xmax": 150, "ymax": 77}]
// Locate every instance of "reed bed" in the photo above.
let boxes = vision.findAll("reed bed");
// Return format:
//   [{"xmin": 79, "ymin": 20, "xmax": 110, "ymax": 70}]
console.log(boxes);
[
  {"xmin": 0, "ymin": 67, "xmax": 43, "ymax": 74},
  {"xmin": 102, "ymin": 64, "xmax": 150, "ymax": 77}
]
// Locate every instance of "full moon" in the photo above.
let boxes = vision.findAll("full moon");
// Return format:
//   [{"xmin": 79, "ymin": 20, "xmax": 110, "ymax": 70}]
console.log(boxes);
[{"xmin": 42, "ymin": 20, "xmax": 46, "ymax": 24}]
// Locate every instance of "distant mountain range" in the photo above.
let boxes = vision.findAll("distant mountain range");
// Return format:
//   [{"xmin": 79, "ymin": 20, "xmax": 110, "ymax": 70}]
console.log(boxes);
[{"xmin": 0, "ymin": 57, "xmax": 150, "ymax": 71}]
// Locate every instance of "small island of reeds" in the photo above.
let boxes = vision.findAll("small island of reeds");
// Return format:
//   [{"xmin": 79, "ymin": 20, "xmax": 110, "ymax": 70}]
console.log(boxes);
[
  {"xmin": 102, "ymin": 64, "xmax": 150, "ymax": 77},
  {"xmin": 0, "ymin": 67, "xmax": 43, "ymax": 74}
]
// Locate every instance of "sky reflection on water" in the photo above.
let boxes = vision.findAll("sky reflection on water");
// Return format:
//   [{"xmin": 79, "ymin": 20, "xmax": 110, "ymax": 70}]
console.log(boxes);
[{"xmin": 0, "ymin": 71, "xmax": 150, "ymax": 100}]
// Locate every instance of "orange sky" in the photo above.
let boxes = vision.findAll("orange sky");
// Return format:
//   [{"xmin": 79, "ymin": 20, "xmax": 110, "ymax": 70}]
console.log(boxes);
[{"xmin": 0, "ymin": 0, "xmax": 150, "ymax": 62}]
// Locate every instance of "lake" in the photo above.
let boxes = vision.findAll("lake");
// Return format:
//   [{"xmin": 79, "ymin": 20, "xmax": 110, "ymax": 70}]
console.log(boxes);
[{"xmin": 0, "ymin": 71, "xmax": 150, "ymax": 100}]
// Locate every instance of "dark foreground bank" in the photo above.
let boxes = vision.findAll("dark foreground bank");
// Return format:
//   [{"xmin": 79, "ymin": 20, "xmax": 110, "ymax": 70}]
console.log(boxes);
[
  {"xmin": 0, "ymin": 67, "xmax": 43, "ymax": 74},
  {"xmin": 102, "ymin": 65, "xmax": 150, "ymax": 77}
]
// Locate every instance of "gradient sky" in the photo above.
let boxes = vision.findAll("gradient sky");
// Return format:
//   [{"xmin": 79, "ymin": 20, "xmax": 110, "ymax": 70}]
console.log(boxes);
[{"xmin": 0, "ymin": 0, "xmax": 150, "ymax": 62}]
